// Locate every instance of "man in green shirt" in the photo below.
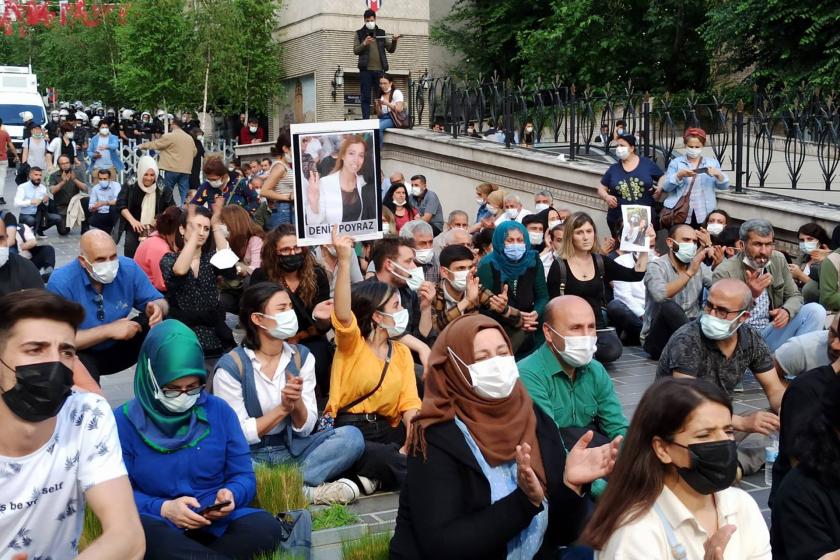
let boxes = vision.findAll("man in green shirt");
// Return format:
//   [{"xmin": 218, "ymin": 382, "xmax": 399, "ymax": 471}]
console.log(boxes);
[{"xmin": 518, "ymin": 295, "xmax": 628, "ymax": 448}]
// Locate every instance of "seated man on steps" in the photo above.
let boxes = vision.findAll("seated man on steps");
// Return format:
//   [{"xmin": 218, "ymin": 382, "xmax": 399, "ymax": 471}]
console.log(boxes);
[
  {"xmin": 657, "ymin": 278, "xmax": 787, "ymax": 475},
  {"xmin": 214, "ymin": 282, "xmax": 367, "ymax": 505},
  {"xmin": 713, "ymin": 219, "xmax": 826, "ymax": 352},
  {"xmin": 47, "ymin": 229, "xmax": 168, "ymax": 383}
]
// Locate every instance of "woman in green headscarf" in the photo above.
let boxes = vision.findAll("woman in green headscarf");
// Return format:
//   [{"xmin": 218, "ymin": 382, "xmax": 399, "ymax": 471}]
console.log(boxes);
[{"xmin": 113, "ymin": 319, "xmax": 286, "ymax": 559}]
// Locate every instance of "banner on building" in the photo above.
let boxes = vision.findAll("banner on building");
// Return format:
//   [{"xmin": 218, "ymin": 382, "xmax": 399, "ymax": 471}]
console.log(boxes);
[{"xmin": 291, "ymin": 119, "xmax": 383, "ymax": 247}]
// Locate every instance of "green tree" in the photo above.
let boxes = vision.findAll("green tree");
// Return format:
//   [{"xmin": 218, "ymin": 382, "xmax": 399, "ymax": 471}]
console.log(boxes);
[
  {"xmin": 114, "ymin": 0, "xmax": 197, "ymax": 111},
  {"xmin": 704, "ymin": 0, "xmax": 840, "ymax": 87}
]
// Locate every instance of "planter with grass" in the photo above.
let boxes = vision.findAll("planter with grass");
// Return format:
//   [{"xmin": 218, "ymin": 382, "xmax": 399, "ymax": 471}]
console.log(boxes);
[{"xmin": 341, "ymin": 531, "xmax": 392, "ymax": 560}]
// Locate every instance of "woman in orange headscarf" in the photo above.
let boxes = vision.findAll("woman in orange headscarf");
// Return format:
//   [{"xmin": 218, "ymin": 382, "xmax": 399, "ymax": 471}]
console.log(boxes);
[{"xmin": 390, "ymin": 314, "xmax": 621, "ymax": 559}]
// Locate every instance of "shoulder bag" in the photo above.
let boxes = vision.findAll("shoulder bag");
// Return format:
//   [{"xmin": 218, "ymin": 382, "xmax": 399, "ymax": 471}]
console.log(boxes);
[
  {"xmin": 387, "ymin": 89, "xmax": 409, "ymax": 129},
  {"xmin": 659, "ymin": 161, "xmax": 700, "ymax": 229}
]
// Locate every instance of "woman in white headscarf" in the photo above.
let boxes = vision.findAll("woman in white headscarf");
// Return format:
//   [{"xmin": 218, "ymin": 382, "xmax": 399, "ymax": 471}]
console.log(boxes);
[{"xmin": 117, "ymin": 155, "xmax": 176, "ymax": 258}]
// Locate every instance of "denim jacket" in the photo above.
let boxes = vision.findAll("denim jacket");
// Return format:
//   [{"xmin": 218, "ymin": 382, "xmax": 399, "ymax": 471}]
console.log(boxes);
[
  {"xmin": 662, "ymin": 155, "xmax": 728, "ymax": 209},
  {"xmin": 87, "ymin": 134, "xmax": 124, "ymax": 172}
]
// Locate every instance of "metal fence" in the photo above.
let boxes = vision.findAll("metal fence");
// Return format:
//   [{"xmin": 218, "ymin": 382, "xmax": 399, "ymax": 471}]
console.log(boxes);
[
  {"xmin": 116, "ymin": 138, "xmax": 236, "ymax": 184},
  {"xmin": 408, "ymin": 75, "xmax": 840, "ymax": 193}
]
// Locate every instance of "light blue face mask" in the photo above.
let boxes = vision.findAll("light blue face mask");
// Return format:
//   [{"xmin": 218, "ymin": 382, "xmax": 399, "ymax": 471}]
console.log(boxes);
[
  {"xmin": 799, "ymin": 240, "xmax": 818, "ymax": 253},
  {"xmin": 504, "ymin": 243, "xmax": 526, "ymax": 261}
]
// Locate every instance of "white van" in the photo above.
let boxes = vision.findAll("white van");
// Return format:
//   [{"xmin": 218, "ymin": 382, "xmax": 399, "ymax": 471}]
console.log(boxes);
[{"xmin": 0, "ymin": 66, "xmax": 47, "ymax": 148}]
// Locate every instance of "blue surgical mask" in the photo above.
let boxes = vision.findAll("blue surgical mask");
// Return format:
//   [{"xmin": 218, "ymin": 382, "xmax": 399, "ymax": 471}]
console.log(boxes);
[
  {"xmin": 799, "ymin": 240, "xmax": 818, "ymax": 253},
  {"xmin": 700, "ymin": 311, "xmax": 745, "ymax": 341},
  {"xmin": 673, "ymin": 242, "xmax": 697, "ymax": 264},
  {"xmin": 504, "ymin": 243, "xmax": 526, "ymax": 261}
]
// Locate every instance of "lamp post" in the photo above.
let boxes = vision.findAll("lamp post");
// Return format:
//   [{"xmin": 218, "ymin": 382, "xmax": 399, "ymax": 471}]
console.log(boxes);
[{"xmin": 331, "ymin": 65, "xmax": 344, "ymax": 102}]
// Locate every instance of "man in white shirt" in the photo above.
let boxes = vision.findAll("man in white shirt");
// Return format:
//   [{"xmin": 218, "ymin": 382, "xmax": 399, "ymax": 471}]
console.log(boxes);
[
  {"xmin": 495, "ymin": 194, "xmax": 531, "ymax": 225},
  {"xmin": 0, "ymin": 289, "xmax": 144, "ymax": 559},
  {"xmin": 14, "ymin": 167, "xmax": 62, "ymax": 238},
  {"xmin": 607, "ymin": 252, "xmax": 646, "ymax": 345}
]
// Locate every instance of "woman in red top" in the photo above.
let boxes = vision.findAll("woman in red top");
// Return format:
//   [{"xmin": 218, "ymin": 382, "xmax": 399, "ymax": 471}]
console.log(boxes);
[
  {"xmin": 134, "ymin": 206, "xmax": 182, "ymax": 291},
  {"xmin": 383, "ymin": 183, "xmax": 417, "ymax": 234}
]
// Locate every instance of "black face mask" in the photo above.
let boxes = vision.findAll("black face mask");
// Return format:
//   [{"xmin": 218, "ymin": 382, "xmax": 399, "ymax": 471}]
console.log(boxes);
[
  {"xmin": 277, "ymin": 253, "xmax": 305, "ymax": 272},
  {"xmin": 0, "ymin": 360, "xmax": 74, "ymax": 422},
  {"xmin": 673, "ymin": 439, "xmax": 738, "ymax": 495}
]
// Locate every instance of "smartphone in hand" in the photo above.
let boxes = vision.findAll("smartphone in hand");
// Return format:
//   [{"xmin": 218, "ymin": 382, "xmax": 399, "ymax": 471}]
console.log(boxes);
[
  {"xmin": 694, "ymin": 167, "xmax": 708, "ymax": 175},
  {"xmin": 197, "ymin": 500, "xmax": 232, "ymax": 516}
]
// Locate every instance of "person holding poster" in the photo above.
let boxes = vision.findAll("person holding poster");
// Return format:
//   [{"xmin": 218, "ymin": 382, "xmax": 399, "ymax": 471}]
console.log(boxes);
[
  {"xmin": 303, "ymin": 133, "xmax": 379, "ymax": 237},
  {"xmin": 620, "ymin": 205, "xmax": 652, "ymax": 254}
]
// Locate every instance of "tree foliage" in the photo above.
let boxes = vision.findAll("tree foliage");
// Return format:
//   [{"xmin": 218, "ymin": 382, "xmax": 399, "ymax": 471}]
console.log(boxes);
[
  {"xmin": 0, "ymin": 0, "xmax": 283, "ymax": 112},
  {"xmin": 434, "ymin": 0, "xmax": 839, "ymax": 92}
]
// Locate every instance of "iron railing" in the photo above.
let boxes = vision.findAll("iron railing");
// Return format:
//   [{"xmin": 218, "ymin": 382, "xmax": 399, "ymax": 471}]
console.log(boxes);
[{"xmin": 407, "ymin": 75, "xmax": 840, "ymax": 193}]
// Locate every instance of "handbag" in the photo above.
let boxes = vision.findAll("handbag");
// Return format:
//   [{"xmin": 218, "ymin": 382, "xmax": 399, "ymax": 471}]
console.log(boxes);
[
  {"xmin": 386, "ymin": 89, "xmax": 409, "ymax": 129},
  {"xmin": 659, "ymin": 164, "xmax": 699, "ymax": 229},
  {"xmin": 317, "ymin": 341, "xmax": 392, "ymax": 431}
]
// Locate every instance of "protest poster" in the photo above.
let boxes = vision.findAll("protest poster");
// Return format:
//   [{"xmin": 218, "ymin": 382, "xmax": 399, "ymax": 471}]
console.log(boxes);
[
  {"xmin": 291, "ymin": 119, "xmax": 383, "ymax": 246},
  {"xmin": 620, "ymin": 205, "xmax": 652, "ymax": 253}
]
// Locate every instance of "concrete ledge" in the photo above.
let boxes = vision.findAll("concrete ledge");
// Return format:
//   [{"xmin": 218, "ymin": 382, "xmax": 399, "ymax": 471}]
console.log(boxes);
[{"xmin": 382, "ymin": 128, "xmax": 840, "ymax": 252}]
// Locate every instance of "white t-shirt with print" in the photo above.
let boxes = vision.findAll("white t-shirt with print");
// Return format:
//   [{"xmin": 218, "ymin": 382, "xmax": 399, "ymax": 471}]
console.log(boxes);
[
  {"xmin": 379, "ymin": 89, "xmax": 404, "ymax": 115},
  {"xmin": 0, "ymin": 392, "xmax": 127, "ymax": 560}
]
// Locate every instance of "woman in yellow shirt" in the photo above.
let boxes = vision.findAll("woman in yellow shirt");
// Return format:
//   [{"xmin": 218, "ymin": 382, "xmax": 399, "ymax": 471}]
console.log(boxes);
[{"xmin": 326, "ymin": 227, "xmax": 422, "ymax": 491}]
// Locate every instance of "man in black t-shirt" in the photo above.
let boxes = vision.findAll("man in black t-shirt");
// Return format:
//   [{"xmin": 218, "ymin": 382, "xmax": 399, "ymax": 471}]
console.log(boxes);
[
  {"xmin": 0, "ymin": 213, "xmax": 44, "ymax": 295},
  {"xmin": 657, "ymin": 278, "xmax": 788, "ymax": 474}
]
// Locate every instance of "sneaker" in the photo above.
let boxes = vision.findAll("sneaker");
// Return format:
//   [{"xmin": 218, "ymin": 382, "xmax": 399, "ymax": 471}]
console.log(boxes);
[
  {"xmin": 307, "ymin": 478, "xmax": 359, "ymax": 505},
  {"xmin": 356, "ymin": 475, "xmax": 380, "ymax": 495}
]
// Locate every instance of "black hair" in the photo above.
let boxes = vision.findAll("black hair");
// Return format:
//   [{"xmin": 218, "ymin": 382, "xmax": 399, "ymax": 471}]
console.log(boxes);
[
  {"xmin": 239, "ymin": 282, "xmax": 289, "ymax": 351},
  {"xmin": 29, "ymin": 166, "xmax": 42, "ymax": 174},
  {"xmin": 351, "ymin": 280, "xmax": 393, "ymax": 339},
  {"xmin": 797, "ymin": 222, "xmax": 831, "ymax": 248},
  {"xmin": 363, "ymin": 8, "xmax": 376, "ymax": 19},
  {"xmin": 521, "ymin": 214, "xmax": 543, "ymax": 228},
  {"xmin": 717, "ymin": 225, "xmax": 741, "ymax": 248},
  {"xmin": 0, "ymin": 290, "xmax": 85, "ymax": 350},
  {"xmin": 175, "ymin": 205, "xmax": 215, "ymax": 253},
  {"xmin": 382, "ymin": 182, "xmax": 414, "ymax": 215},
  {"xmin": 440, "ymin": 244, "xmax": 475, "ymax": 268},
  {"xmin": 705, "ymin": 209, "xmax": 730, "ymax": 225},
  {"xmin": 272, "ymin": 129, "xmax": 291, "ymax": 157},
  {"xmin": 410, "ymin": 174, "xmax": 427, "ymax": 185},
  {"xmin": 473, "ymin": 228, "xmax": 494, "ymax": 256},
  {"xmin": 667, "ymin": 223, "xmax": 694, "ymax": 239}
]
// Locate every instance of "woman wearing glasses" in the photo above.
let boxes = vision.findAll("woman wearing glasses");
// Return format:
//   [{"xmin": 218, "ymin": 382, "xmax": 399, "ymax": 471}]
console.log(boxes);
[
  {"xmin": 251, "ymin": 224, "xmax": 334, "ymax": 395},
  {"xmin": 114, "ymin": 319, "xmax": 287, "ymax": 558}
]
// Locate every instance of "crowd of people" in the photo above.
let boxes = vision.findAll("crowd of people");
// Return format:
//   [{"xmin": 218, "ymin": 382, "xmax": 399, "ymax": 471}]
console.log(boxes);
[{"xmin": 1, "ymin": 12, "xmax": 840, "ymax": 560}]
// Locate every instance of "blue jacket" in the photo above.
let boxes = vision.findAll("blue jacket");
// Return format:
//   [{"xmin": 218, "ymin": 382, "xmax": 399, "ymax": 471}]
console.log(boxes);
[
  {"xmin": 662, "ymin": 155, "xmax": 729, "ymax": 210},
  {"xmin": 87, "ymin": 133, "xmax": 124, "ymax": 172},
  {"xmin": 114, "ymin": 395, "xmax": 260, "ymax": 537}
]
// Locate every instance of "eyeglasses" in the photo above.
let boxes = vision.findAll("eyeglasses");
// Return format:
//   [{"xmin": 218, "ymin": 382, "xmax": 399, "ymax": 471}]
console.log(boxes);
[
  {"xmin": 160, "ymin": 385, "xmax": 205, "ymax": 398},
  {"xmin": 276, "ymin": 247, "xmax": 303, "ymax": 257},
  {"xmin": 703, "ymin": 301, "xmax": 746, "ymax": 319},
  {"xmin": 93, "ymin": 293, "xmax": 105, "ymax": 322}
]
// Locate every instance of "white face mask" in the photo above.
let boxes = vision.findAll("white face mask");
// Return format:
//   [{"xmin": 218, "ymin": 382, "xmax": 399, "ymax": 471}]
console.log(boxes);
[
  {"xmin": 700, "ymin": 311, "xmax": 745, "ymax": 341},
  {"xmin": 449, "ymin": 348, "xmax": 519, "ymax": 400},
  {"xmin": 85, "ymin": 257, "xmax": 119, "ymax": 284},
  {"xmin": 382, "ymin": 222, "xmax": 391, "ymax": 235},
  {"xmin": 66, "ymin": 132, "xmax": 74, "ymax": 140},
  {"xmin": 197, "ymin": 135, "xmax": 205, "ymax": 142},
  {"xmin": 411, "ymin": 186, "xmax": 423, "ymax": 197},
  {"xmin": 394, "ymin": 199, "xmax": 406, "ymax": 207},
  {"xmin": 475, "ymin": 197, "xmax": 485, "ymax": 205},
  {"xmin": 414, "ymin": 248, "xmax": 434, "ymax": 265},
  {"xmin": 98, "ymin": 180, "xmax": 110, "ymax": 188},
  {"xmin": 615, "ymin": 146, "xmax": 630, "ymax": 160},
  {"xmin": 0, "ymin": 246, "xmax": 8, "ymax": 268},
  {"xmin": 706, "ymin": 223, "xmax": 725, "ymax": 235},
  {"xmin": 378, "ymin": 307, "xmax": 409, "ymax": 338},
  {"xmin": 548, "ymin": 325, "xmax": 597, "ymax": 368},
  {"xmin": 150, "ymin": 366, "xmax": 200, "ymax": 414},
  {"xmin": 208, "ymin": 178, "xmax": 224, "ymax": 188},
  {"xmin": 548, "ymin": 219, "xmax": 563, "ymax": 230},
  {"xmin": 249, "ymin": 126, "xmax": 257, "ymax": 133},
  {"xmin": 486, "ymin": 204, "xmax": 498, "ymax": 214},
  {"xmin": 504, "ymin": 208, "xmax": 518, "ymax": 219},
  {"xmin": 685, "ymin": 147, "xmax": 703, "ymax": 159},
  {"xmin": 99, "ymin": 128, "xmax": 110, "ymax": 136},
  {"xmin": 528, "ymin": 231, "xmax": 544, "ymax": 245},
  {"xmin": 392, "ymin": 261, "xmax": 424, "ymax": 291},
  {"xmin": 260, "ymin": 310, "xmax": 299, "ymax": 340},
  {"xmin": 673, "ymin": 241, "xmax": 697, "ymax": 264},
  {"xmin": 365, "ymin": 21, "xmax": 376, "ymax": 30},
  {"xmin": 535, "ymin": 203, "xmax": 549, "ymax": 212},
  {"xmin": 445, "ymin": 268, "xmax": 469, "ymax": 291}
]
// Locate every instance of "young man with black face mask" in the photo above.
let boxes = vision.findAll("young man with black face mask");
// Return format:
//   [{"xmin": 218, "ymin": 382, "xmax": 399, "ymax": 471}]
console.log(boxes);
[
  {"xmin": 642, "ymin": 224, "xmax": 714, "ymax": 359},
  {"xmin": 354, "ymin": 9, "xmax": 400, "ymax": 119},
  {"xmin": 0, "ymin": 289, "xmax": 145, "ymax": 558}
]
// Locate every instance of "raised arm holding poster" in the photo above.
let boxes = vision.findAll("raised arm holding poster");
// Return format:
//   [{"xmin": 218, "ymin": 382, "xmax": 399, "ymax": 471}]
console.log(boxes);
[
  {"xmin": 291, "ymin": 120, "xmax": 383, "ymax": 246},
  {"xmin": 620, "ymin": 204, "xmax": 652, "ymax": 253}
]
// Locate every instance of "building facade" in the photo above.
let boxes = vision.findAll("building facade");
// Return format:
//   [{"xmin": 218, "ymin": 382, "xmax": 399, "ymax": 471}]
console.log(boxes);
[{"xmin": 274, "ymin": 0, "xmax": 431, "ymax": 135}]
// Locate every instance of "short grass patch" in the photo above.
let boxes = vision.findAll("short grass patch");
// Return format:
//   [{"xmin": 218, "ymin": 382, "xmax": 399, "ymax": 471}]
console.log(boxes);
[
  {"xmin": 251, "ymin": 549, "xmax": 306, "ymax": 560},
  {"xmin": 78, "ymin": 506, "xmax": 102, "ymax": 551},
  {"xmin": 253, "ymin": 463, "xmax": 308, "ymax": 514},
  {"xmin": 311, "ymin": 503, "xmax": 359, "ymax": 531},
  {"xmin": 341, "ymin": 531, "xmax": 392, "ymax": 560}
]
